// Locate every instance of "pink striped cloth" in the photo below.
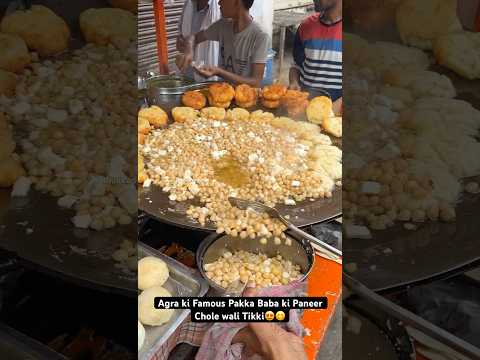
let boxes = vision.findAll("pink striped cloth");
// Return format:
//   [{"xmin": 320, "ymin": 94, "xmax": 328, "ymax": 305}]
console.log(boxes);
[{"xmin": 195, "ymin": 281, "xmax": 306, "ymax": 360}]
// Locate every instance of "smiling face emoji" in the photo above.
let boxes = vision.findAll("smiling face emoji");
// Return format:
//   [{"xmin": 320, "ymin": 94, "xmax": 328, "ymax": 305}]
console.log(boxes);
[
  {"xmin": 265, "ymin": 311, "xmax": 275, "ymax": 321},
  {"xmin": 275, "ymin": 311, "xmax": 286, "ymax": 321}
]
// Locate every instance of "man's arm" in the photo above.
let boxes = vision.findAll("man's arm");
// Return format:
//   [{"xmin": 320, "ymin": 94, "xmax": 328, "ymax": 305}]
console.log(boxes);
[
  {"xmin": 289, "ymin": 67, "xmax": 301, "ymax": 90},
  {"xmin": 179, "ymin": 19, "xmax": 223, "ymax": 71},
  {"xmin": 196, "ymin": 63, "xmax": 266, "ymax": 87},
  {"xmin": 333, "ymin": 97, "xmax": 343, "ymax": 115},
  {"xmin": 178, "ymin": 31, "xmax": 209, "ymax": 71},
  {"xmin": 290, "ymin": 29, "xmax": 305, "ymax": 89},
  {"xmin": 195, "ymin": 26, "xmax": 269, "ymax": 87}
]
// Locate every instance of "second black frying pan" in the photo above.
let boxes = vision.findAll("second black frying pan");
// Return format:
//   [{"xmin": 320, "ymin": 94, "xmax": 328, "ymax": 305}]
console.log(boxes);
[
  {"xmin": 342, "ymin": 22, "xmax": 480, "ymax": 292},
  {"xmin": 344, "ymin": 186, "xmax": 480, "ymax": 292},
  {"xmin": 0, "ymin": 189, "xmax": 137, "ymax": 297},
  {"xmin": 0, "ymin": 0, "xmax": 137, "ymax": 297}
]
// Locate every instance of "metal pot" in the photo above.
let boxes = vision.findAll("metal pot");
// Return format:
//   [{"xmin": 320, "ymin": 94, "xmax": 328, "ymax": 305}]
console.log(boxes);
[
  {"xmin": 142, "ymin": 74, "xmax": 216, "ymax": 112},
  {"xmin": 196, "ymin": 232, "xmax": 315, "ymax": 294}
]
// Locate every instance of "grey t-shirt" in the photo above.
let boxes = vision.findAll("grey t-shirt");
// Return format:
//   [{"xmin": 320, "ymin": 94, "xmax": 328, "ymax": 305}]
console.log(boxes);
[{"xmin": 204, "ymin": 18, "xmax": 271, "ymax": 77}]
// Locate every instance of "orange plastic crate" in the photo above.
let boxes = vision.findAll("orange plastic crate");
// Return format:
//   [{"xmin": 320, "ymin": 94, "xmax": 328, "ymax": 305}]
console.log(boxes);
[{"xmin": 302, "ymin": 255, "xmax": 342, "ymax": 359}]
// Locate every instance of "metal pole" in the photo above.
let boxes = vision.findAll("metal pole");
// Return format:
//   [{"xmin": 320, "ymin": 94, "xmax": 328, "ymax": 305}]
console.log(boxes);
[{"xmin": 278, "ymin": 26, "xmax": 287, "ymax": 78}]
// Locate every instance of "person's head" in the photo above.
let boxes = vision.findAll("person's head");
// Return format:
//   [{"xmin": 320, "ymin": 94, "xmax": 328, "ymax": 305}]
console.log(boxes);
[
  {"xmin": 314, "ymin": 0, "xmax": 340, "ymax": 13},
  {"xmin": 218, "ymin": 0, "xmax": 254, "ymax": 18}
]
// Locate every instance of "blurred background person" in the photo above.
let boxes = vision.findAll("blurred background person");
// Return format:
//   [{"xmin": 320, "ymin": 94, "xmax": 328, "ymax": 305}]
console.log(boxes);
[
  {"xmin": 289, "ymin": 0, "xmax": 342, "ymax": 112},
  {"xmin": 178, "ymin": 0, "xmax": 221, "ymax": 81}
]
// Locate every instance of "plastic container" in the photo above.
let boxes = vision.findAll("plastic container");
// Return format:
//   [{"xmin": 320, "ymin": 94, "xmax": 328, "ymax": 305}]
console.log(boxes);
[{"xmin": 262, "ymin": 49, "xmax": 277, "ymax": 86}]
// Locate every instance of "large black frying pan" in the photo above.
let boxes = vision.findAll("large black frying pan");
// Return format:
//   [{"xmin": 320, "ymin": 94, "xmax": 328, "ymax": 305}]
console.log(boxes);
[
  {"xmin": 139, "ymin": 83, "xmax": 341, "ymax": 231},
  {"xmin": 0, "ymin": 0, "xmax": 137, "ymax": 297},
  {"xmin": 343, "ymin": 22, "xmax": 480, "ymax": 292}
]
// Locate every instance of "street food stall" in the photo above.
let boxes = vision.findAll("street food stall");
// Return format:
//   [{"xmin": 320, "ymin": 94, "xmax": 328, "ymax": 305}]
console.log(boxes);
[{"xmin": 136, "ymin": 2, "xmax": 343, "ymax": 356}]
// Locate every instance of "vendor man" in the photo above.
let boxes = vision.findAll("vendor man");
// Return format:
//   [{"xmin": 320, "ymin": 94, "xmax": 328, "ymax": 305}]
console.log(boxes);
[
  {"xmin": 178, "ymin": 0, "xmax": 271, "ymax": 88},
  {"xmin": 290, "ymin": 0, "xmax": 342, "ymax": 112}
]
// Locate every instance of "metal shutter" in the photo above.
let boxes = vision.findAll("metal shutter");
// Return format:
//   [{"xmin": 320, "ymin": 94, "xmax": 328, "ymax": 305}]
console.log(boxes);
[
  {"xmin": 164, "ymin": 0, "xmax": 186, "ymax": 67},
  {"xmin": 138, "ymin": 0, "xmax": 186, "ymax": 75},
  {"xmin": 138, "ymin": 0, "xmax": 159, "ymax": 74}
]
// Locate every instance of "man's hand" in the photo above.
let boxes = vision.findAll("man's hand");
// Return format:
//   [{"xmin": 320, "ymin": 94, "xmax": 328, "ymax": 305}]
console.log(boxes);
[
  {"xmin": 177, "ymin": 35, "xmax": 195, "ymax": 73},
  {"xmin": 333, "ymin": 97, "xmax": 342, "ymax": 115},
  {"xmin": 176, "ymin": 35, "xmax": 186, "ymax": 52},
  {"xmin": 289, "ymin": 67, "xmax": 302, "ymax": 91},
  {"xmin": 289, "ymin": 81, "xmax": 301, "ymax": 90},
  {"xmin": 194, "ymin": 65, "xmax": 219, "ymax": 78},
  {"xmin": 232, "ymin": 285, "xmax": 308, "ymax": 360}
]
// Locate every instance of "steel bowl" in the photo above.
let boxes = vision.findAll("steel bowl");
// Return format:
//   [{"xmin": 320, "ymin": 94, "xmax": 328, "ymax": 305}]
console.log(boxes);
[
  {"xmin": 196, "ymin": 232, "xmax": 315, "ymax": 294},
  {"xmin": 145, "ymin": 75, "xmax": 217, "ymax": 113}
]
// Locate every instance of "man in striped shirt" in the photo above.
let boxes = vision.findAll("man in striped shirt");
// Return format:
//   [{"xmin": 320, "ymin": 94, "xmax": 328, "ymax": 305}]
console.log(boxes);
[{"xmin": 290, "ymin": 0, "xmax": 342, "ymax": 112}]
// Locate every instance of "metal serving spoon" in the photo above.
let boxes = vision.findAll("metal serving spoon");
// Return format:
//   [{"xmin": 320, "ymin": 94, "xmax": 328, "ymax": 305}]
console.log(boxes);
[
  {"xmin": 223, "ymin": 278, "xmax": 248, "ymax": 297},
  {"xmin": 228, "ymin": 197, "xmax": 342, "ymax": 264}
]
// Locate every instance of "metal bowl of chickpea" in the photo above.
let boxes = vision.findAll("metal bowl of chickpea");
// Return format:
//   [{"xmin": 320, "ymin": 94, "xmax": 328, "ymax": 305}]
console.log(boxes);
[{"xmin": 197, "ymin": 232, "xmax": 315, "ymax": 294}]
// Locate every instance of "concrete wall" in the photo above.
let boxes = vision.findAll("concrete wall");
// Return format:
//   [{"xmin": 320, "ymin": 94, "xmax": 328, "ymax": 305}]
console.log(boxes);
[{"xmin": 273, "ymin": 0, "xmax": 313, "ymax": 11}]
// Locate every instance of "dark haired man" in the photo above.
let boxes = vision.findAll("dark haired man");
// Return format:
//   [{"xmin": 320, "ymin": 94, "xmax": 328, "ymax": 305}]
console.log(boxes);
[
  {"xmin": 290, "ymin": 0, "xmax": 342, "ymax": 112},
  {"xmin": 178, "ymin": 0, "xmax": 270, "ymax": 87}
]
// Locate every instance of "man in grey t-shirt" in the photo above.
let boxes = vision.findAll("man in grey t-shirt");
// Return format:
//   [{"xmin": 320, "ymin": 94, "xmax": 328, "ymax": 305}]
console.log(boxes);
[{"xmin": 178, "ymin": 0, "xmax": 271, "ymax": 87}]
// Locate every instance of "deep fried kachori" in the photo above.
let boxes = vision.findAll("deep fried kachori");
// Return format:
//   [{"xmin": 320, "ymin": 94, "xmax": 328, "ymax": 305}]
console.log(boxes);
[
  {"xmin": 250, "ymin": 110, "xmax": 275, "ymax": 122},
  {"xmin": 306, "ymin": 96, "xmax": 334, "ymax": 125},
  {"xmin": 235, "ymin": 84, "xmax": 257, "ymax": 108},
  {"xmin": 286, "ymin": 98, "xmax": 309, "ymax": 117},
  {"xmin": 207, "ymin": 83, "xmax": 235, "ymax": 108},
  {"xmin": 138, "ymin": 105, "xmax": 168, "ymax": 129},
  {"xmin": 182, "ymin": 90, "xmax": 207, "ymax": 110},
  {"xmin": 226, "ymin": 108, "xmax": 250, "ymax": 122},
  {"xmin": 200, "ymin": 107, "xmax": 226, "ymax": 121},
  {"xmin": 281, "ymin": 90, "xmax": 310, "ymax": 117},
  {"xmin": 138, "ymin": 116, "xmax": 151, "ymax": 135},
  {"xmin": 322, "ymin": 116, "xmax": 342, "ymax": 138},
  {"xmin": 0, "ymin": 5, "xmax": 70, "ymax": 56},
  {"xmin": 0, "ymin": 33, "xmax": 31, "ymax": 73},
  {"xmin": 207, "ymin": 93, "xmax": 231, "ymax": 109},
  {"xmin": 172, "ymin": 107, "xmax": 199, "ymax": 123},
  {"xmin": 261, "ymin": 98, "xmax": 281, "ymax": 109},
  {"xmin": 262, "ymin": 84, "xmax": 287, "ymax": 101}
]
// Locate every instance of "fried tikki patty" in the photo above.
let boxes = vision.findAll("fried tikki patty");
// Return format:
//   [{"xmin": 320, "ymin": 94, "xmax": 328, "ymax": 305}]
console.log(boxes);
[
  {"xmin": 182, "ymin": 90, "xmax": 207, "ymax": 110},
  {"xmin": 208, "ymin": 83, "xmax": 235, "ymax": 103},
  {"xmin": 235, "ymin": 84, "xmax": 257, "ymax": 108},
  {"xmin": 262, "ymin": 84, "xmax": 287, "ymax": 101}
]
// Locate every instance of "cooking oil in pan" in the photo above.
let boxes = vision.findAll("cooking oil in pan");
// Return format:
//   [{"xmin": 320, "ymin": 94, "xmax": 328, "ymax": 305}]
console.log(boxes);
[{"xmin": 213, "ymin": 156, "xmax": 250, "ymax": 188}]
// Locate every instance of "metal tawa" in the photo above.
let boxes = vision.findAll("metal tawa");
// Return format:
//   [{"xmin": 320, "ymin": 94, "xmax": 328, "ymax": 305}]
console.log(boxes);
[
  {"xmin": 0, "ymin": 189, "xmax": 137, "ymax": 297},
  {"xmin": 343, "ymin": 297, "xmax": 415, "ymax": 360},
  {"xmin": 139, "ymin": 185, "xmax": 341, "ymax": 232},
  {"xmin": 343, "ymin": 58, "xmax": 480, "ymax": 293},
  {"xmin": 140, "ymin": 82, "xmax": 341, "ymax": 231},
  {"xmin": 0, "ymin": 0, "xmax": 141, "ymax": 296},
  {"xmin": 342, "ymin": 21, "xmax": 480, "ymax": 293},
  {"xmin": 344, "ymin": 179, "xmax": 480, "ymax": 292}
]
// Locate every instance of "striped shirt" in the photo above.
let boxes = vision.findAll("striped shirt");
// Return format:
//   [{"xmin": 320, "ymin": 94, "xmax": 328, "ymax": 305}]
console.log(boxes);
[{"xmin": 293, "ymin": 14, "xmax": 342, "ymax": 101}]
